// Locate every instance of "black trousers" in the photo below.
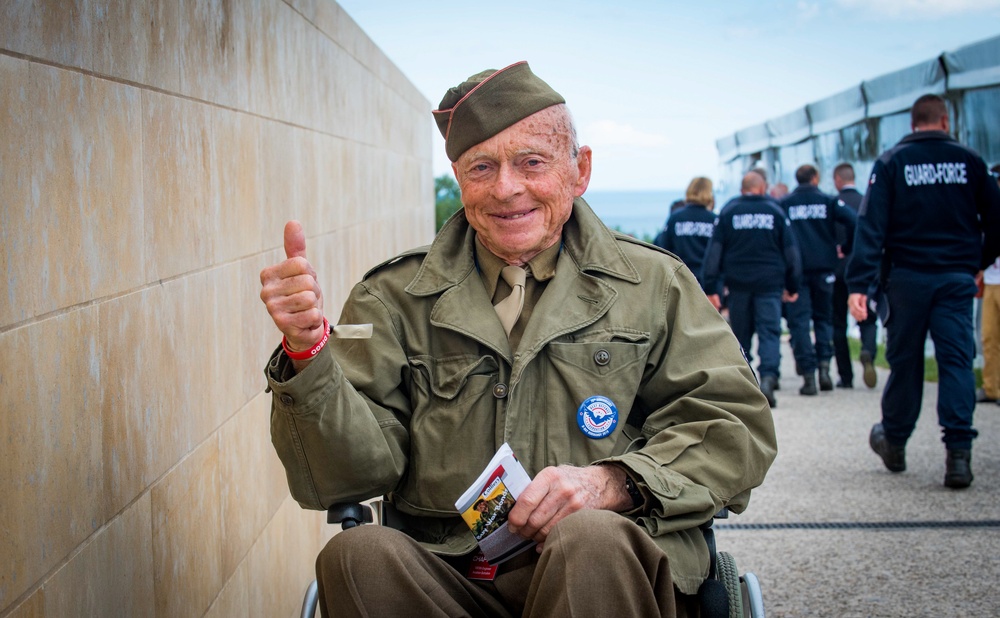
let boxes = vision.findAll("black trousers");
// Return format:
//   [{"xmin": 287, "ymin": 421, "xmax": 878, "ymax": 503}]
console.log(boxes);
[
  {"xmin": 832, "ymin": 275, "xmax": 878, "ymax": 384},
  {"xmin": 881, "ymin": 268, "xmax": 978, "ymax": 449}
]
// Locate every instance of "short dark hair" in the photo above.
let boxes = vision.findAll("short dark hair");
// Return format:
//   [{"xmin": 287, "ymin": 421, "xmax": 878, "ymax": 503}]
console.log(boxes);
[
  {"xmin": 795, "ymin": 164, "xmax": 819, "ymax": 185},
  {"xmin": 833, "ymin": 162, "xmax": 855, "ymax": 183},
  {"xmin": 911, "ymin": 94, "xmax": 948, "ymax": 128}
]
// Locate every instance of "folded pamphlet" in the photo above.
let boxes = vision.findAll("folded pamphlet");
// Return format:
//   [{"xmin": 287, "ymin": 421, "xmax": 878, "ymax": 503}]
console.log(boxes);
[{"xmin": 454, "ymin": 443, "xmax": 536, "ymax": 565}]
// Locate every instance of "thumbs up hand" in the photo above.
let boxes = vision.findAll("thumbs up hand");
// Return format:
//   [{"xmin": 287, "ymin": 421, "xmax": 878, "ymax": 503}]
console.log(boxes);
[{"xmin": 260, "ymin": 221, "xmax": 326, "ymax": 361}]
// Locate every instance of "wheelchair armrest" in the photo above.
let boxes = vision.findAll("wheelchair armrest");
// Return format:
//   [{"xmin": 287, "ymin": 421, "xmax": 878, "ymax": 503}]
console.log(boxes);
[{"xmin": 327, "ymin": 503, "xmax": 373, "ymax": 529}]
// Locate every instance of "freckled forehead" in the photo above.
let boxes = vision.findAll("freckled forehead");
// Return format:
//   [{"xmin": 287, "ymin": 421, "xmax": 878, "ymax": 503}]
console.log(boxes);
[{"xmin": 463, "ymin": 108, "xmax": 573, "ymax": 160}]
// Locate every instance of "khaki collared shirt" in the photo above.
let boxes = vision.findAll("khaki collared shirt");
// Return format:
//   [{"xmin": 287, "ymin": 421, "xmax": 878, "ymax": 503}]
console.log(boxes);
[{"xmin": 475, "ymin": 236, "xmax": 560, "ymax": 351}]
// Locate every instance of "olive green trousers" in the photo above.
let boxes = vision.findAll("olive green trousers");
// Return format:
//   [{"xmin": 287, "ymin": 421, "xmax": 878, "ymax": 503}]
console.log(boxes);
[{"xmin": 316, "ymin": 509, "xmax": 697, "ymax": 617}]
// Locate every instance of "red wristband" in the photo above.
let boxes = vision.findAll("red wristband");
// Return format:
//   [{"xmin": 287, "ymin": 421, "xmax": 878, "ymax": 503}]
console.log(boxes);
[{"xmin": 282, "ymin": 318, "xmax": 331, "ymax": 361}]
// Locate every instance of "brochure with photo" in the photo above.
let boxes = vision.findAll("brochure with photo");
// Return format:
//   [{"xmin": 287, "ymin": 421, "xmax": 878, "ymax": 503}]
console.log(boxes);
[{"xmin": 454, "ymin": 443, "xmax": 536, "ymax": 565}]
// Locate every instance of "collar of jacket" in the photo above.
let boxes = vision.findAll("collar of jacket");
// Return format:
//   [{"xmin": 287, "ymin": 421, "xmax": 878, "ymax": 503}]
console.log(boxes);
[
  {"xmin": 791, "ymin": 184, "xmax": 825, "ymax": 196},
  {"xmin": 404, "ymin": 198, "xmax": 641, "ymax": 363},
  {"xmin": 901, "ymin": 129, "xmax": 954, "ymax": 145},
  {"xmin": 405, "ymin": 197, "xmax": 640, "ymax": 296}
]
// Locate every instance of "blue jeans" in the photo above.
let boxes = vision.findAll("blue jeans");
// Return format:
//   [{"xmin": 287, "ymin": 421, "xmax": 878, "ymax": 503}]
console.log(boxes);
[
  {"xmin": 727, "ymin": 290, "xmax": 783, "ymax": 378},
  {"xmin": 881, "ymin": 268, "xmax": 978, "ymax": 449},
  {"xmin": 786, "ymin": 272, "xmax": 835, "ymax": 374}
]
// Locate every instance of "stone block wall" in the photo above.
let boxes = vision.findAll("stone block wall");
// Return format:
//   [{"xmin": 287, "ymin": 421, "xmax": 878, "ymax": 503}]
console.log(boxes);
[{"xmin": 0, "ymin": 1, "xmax": 434, "ymax": 616}]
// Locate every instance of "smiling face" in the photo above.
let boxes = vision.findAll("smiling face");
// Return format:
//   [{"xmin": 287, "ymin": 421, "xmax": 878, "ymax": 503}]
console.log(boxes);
[{"xmin": 452, "ymin": 105, "xmax": 592, "ymax": 266}]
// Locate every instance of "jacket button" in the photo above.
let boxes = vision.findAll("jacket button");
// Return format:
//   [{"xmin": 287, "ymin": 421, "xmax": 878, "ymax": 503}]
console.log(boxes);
[
  {"xmin": 279, "ymin": 393, "xmax": 294, "ymax": 406},
  {"xmin": 594, "ymin": 349, "xmax": 611, "ymax": 366},
  {"xmin": 493, "ymin": 383, "xmax": 508, "ymax": 399}
]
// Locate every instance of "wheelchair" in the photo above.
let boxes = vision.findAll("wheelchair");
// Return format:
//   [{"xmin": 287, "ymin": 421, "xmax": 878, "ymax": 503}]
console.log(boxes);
[{"xmin": 300, "ymin": 502, "xmax": 765, "ymax": 618}]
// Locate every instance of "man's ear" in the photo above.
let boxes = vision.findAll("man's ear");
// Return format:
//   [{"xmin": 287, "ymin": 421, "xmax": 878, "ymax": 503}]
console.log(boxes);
[{"xmin": 574, "ymin": 145, "xmax": 593, "ymax": 197}]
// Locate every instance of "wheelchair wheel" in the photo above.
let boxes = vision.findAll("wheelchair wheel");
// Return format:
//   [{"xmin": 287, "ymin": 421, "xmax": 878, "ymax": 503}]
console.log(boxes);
[
  {"xmin": 741, "ymin": 571, "xmax": 766, "ymax": 618},
  {"xmin": 716, "ymin": 551, "xmax": 744, "ymax": 618}
]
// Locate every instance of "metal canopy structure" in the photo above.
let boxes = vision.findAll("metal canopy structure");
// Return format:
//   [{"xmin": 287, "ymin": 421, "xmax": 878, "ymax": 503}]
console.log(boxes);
[{"xmin": 715, "ymin": 34, "xmax": 1000, "ymax": 198}]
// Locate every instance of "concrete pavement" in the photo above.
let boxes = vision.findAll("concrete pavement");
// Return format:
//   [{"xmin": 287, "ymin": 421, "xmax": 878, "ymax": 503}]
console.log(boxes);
[{"xmin": 715, "ymin": 342, "xmax": 1000, "ymax": 617}]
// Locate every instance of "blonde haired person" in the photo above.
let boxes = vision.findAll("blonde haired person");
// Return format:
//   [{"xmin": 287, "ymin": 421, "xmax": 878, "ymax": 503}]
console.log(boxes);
[
  {"xmin": 685, "ymin": 176, "xmax": 715, "ymax": 209},
  {"xmin": 654, "ymin": 176, "xmax": 718, "ymax": 293}
]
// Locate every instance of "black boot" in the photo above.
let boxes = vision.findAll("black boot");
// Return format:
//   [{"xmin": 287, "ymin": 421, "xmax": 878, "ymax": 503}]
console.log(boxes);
[
  {"xmin": 944, "ymin": 449, "xmax": 973, "ymax": 489},
  {"xmin": 760, "ymin": 375, "xmax": 777, "ymax": 407},
  {"xmin": 869, "ymin": 423, "xmax": 906, "ymax": 472},
  {"xmin": 860, "ymin": 351, "xmax": 877, "ymax": 388},
  {"xmin": 799, "ymin": 374, "xmax": 818, "ymax": 396},
  {"xmin": 818, "ymin": 361, "xmax": 833, "ymax": 391}
]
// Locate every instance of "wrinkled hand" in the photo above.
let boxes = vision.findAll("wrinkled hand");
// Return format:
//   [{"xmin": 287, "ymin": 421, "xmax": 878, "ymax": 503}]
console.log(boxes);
[
  {"xmin": 848, "ymin": 293, "xmax": 868, "ymax": 322},
  {"xmin": 260, "ymin": 221, "xmax": 326, "ymax": 358},
  {"xmin": 506, "ymin": 465, "xmax": 631, "ymax": 551}
]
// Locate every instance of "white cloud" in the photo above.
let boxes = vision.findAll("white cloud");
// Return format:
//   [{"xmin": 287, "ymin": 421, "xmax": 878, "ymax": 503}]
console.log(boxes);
[
  {"xmin": 796, "ymin": 1, "xmax": 821, "ymax": 21},
  {"xmin": 836, "ymin": 0, "xmax": 1000, "ymax": 18},
  {"xmin": 583, "ymin": 120, "xmax": 671, "ymax": 149}
]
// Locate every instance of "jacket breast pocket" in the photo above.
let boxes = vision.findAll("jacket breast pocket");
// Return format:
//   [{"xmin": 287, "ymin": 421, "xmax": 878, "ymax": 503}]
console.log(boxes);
[
  {"xmin": 544, "ymin": 334, "xmax": 651, "ymax": 462},
  {"xmin": 402, "ymin": 354, "xmax": 499, "ymax": 513}
]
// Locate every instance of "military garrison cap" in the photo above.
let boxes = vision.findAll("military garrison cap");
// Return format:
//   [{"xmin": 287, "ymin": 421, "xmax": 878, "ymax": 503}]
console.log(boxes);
[{"xmin": 433, "ymin": 61, "xmax": 565, "ymax": 162}]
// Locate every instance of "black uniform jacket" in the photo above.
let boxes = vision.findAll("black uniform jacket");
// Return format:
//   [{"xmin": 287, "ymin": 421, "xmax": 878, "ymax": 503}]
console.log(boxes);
[
  {"xmin": 703, "ymin": 194, "xmax": 802, "ymax": 295},
  {"xmin": 781, "ymin": 185, "xmax": 857, "ymax": 274},
  {"xmin": 654, "ymin": 203, "xmax": 717, "ymax": 290},
  {"xmin": 846, "ymin": 130, "xmax": 1000, "ymax": 294}
]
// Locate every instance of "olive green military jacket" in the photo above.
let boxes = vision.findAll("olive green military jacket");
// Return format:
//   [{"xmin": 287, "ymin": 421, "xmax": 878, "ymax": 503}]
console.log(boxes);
[{"xmin": 265, "ymin": 199, "xmax": 777, "ymax": 594}]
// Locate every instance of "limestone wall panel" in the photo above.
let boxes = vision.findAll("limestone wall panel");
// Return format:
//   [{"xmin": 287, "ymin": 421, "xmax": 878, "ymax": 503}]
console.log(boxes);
[
  {"xmin": 204, "ymin": 558, "xmax": 250, "ymax": 618},
  {"xmin": 151, "ymin": 439, "xmax": 223, "ymax": 618},
  {"xmin": 218, "ymin": 394, "xmax": 289, "ymax": 580},
  {"xmin": 41, "ymin": 493, "xmax": 154, "ymax": 618},
  {"xmin": 2, "ymin": 1, "xmax": 433, "ymax": 615},
  {"xmin": 141, "ymin": 90, "xmax": 213, "ymax": 282},
  {"xmin": 2, "ymin": 61, "xmax": 143, "ymax": 325},
  {"xmin": 0, "ymin": 308, "xmax": 104, "ymax": 606},
  {"xmin": 0, "ymin": 0, "xmax": 91, "ymax": 69}
]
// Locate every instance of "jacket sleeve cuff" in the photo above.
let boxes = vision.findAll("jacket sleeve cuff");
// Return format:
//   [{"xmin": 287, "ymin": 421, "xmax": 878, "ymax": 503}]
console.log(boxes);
[
  {"xmin": 264, "ymin": 342, "xmax": 340, "ymax": 412},
  {"xmin": 596, "ymin": 453, "xmax": 719, "ymax": 530}
]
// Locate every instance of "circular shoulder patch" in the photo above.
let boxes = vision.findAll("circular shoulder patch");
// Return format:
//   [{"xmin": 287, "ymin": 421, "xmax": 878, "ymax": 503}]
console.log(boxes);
[{"xmin": 577, "ymin": 396, "xmax": 619, "ymax": 439}]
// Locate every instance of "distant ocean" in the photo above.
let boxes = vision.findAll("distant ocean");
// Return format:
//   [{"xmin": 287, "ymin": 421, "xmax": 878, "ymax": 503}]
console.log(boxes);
[{"xmin": 583, "ymin": 189, "xmax": 685, "ymax": 241}]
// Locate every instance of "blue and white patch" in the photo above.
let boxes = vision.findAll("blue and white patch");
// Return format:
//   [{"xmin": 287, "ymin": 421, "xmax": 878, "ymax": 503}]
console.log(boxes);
[{"xmin": 577, "ymin": 396, "xmax": 619, "ymax": 439}]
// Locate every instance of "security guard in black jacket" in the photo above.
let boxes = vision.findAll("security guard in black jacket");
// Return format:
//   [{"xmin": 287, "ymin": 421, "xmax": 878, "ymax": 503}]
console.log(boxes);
[
  {"xmin": 846, "ymin": 94, "xmax": 1000, "ymax": 489},
  {"xmin": 704, "ymin": 171, "xmax": 802, "ymax": 407},
  {"xmin": 781, "ymin": 165, "xmax": 857, "ymax": 395},
  {"xmin": 832, "ymin": 162, "xmax": 878, "ymax": 389},
  {"xmin": 654, "ymin": 176, "xmax": 718, "ymax": 292}
]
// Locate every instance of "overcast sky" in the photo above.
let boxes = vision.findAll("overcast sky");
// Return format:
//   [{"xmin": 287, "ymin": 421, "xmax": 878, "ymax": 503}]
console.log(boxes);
[{"xmin": 336, "ymin": 1, "xmax": 1000, "ymax": 190}]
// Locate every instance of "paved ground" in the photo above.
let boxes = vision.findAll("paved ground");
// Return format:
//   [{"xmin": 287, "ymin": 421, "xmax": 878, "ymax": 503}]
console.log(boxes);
[{"xmin": 715, "ymin": 342, "xmax": 1000, "ymax": 617}]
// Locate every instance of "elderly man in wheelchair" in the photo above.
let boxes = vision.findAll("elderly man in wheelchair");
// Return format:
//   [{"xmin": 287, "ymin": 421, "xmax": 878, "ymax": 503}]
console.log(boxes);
[{"xmin": 260, "ymin": 61, "xmax": 777, "ymax": 618}]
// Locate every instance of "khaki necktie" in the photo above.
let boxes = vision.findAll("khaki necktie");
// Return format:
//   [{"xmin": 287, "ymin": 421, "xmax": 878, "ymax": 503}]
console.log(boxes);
[{"xmin": 494, "ymin": 265, "xmax": 526, "ymax": 337}]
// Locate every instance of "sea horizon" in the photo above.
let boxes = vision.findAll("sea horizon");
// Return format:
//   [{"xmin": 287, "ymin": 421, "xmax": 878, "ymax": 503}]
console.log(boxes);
[{"xmin": 583, "ymin": 189, "xmax": 685, "ymax": 241}]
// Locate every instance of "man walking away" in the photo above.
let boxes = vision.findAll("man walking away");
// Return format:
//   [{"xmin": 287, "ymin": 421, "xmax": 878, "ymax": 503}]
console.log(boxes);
[
  {"xmin": 782, "ymin": 164, "xmax": 857, "ymax": 395},
  {"xmin": 832, "ymin": 162, "xmax": 878, "ymax": 389},
  {"xmin": 846, "ymin": 95, "xmax": 1000, "ymax": 489},
  {"xmin": 704, "ymin": 171, "xmax": 802, "ymax": 407}
]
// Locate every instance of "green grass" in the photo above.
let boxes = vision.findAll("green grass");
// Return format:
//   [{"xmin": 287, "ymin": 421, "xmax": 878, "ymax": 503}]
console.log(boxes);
[{"xmin": 846, "ymin": 337, "xmax": 982, "ymax": 386}]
